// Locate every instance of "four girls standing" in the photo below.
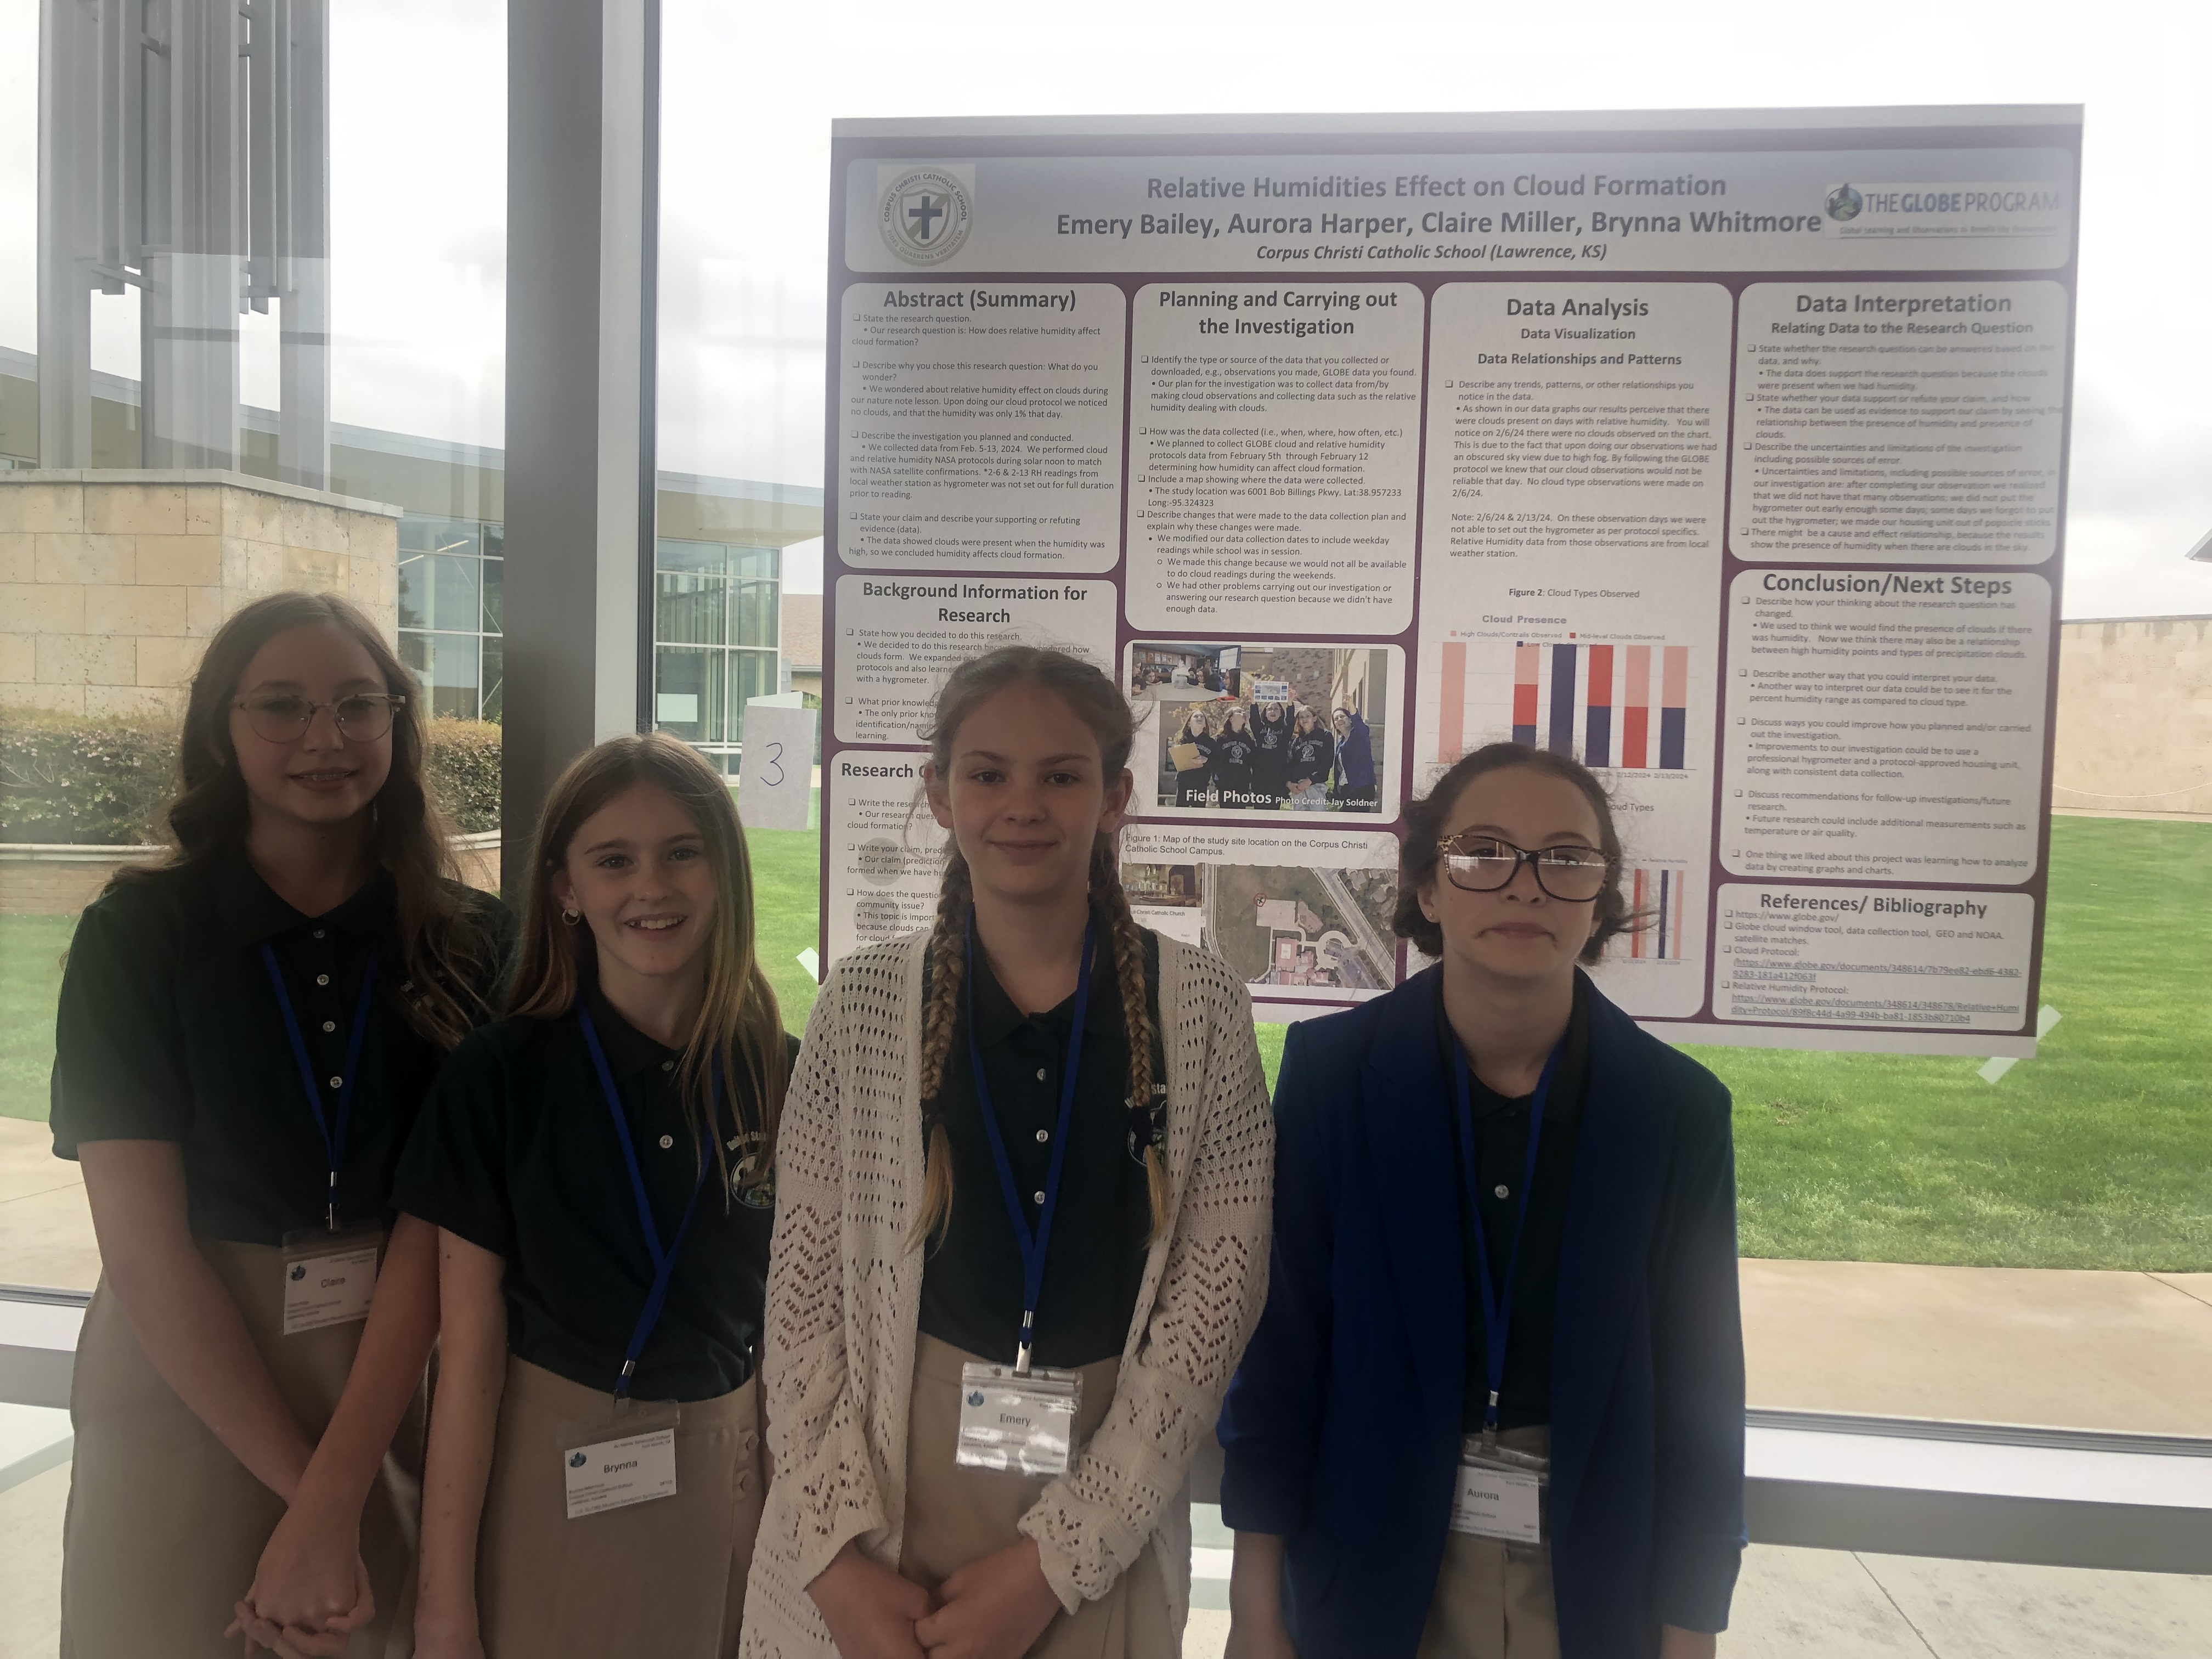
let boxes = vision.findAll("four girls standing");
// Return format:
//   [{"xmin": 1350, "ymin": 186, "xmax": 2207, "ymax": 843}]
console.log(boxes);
[{"xmin": 49, "ymin": 597, "xmax": 1741, "ymax": 1659}]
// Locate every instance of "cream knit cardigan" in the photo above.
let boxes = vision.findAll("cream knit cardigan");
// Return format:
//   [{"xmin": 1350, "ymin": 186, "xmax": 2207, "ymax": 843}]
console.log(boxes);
[{"xmin": 739, "ymin": 927, "xmax": 1275, "ymax": 1657}]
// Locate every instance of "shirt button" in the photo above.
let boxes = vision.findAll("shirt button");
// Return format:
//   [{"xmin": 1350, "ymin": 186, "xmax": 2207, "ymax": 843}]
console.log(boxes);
[
  {"xmin": 1494, "ymin": 1183, "xmax": 1510, "ymax": 1199},
  {"xmin": 1035, "ymin": 1068, "xmax": 1047, "ymax": 1082},
  {"xmin": 321, "ymin": 1020, "xmax": 336, "ymax": 1034},
  {"xmin": 328, "ymin": 1076, "xmax": 344, "ymax": 1090},
  {"xmin": 661, "ymin": 1060, "xmax": 674, "ymax": 1072},
  {"xmin": 1035, "ymin": 1128, "xmax": 1050, "ymax": 1143},
  {"xmin": 313, "ymin": 929, "xmax": 325, "ymax": 939},
  {"xmin": 1032, "ymin": 1190, "xmax": 1046, "ymax": 1206},
  {"xmin": 315, "ymin": 973, "xmax": 330, "ymax": 987},
  {"xmin": 659, "ymin": 1135, "xmax": 675, "ymax": 1149}
]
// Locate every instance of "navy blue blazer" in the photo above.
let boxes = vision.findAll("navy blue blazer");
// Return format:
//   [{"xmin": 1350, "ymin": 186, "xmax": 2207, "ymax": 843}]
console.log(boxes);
[{"xmin": 1217, "ymin": 967, "xmax": 1745, "ymax": 1659}]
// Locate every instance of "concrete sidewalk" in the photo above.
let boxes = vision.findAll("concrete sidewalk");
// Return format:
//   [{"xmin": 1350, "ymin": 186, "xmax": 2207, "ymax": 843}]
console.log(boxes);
[{"xmin": 7, "ymin": 1116, "xmax": 2210, "ymax": 1433}]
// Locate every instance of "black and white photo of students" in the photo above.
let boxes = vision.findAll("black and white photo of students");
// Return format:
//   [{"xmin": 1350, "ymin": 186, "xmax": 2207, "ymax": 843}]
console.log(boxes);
[
  {"xmin": 49, "ymin": 591, "xmax": 513, "ymax": 1659},
  {"xmin": 1284, "ymin": 706, "xmax": 1332, "ymax": 811},
  {"xmin": 742, "ymin": 644, "xmax": 1273, "ymax": 1659},
  {"xmin": 1252, "ymin": 701, "xmax": 1290, "ymax": 806},
  {"xmin": 1212, "ymin": 704, "xmax": 1259, "ymax": 809},
  {"xmin": 1172, "ymin": 703, "xmax": 1217, "ymax": 808},
  {"xmin": 398, "ymin": 733, "xmax": 794, "ymax": 1659}
]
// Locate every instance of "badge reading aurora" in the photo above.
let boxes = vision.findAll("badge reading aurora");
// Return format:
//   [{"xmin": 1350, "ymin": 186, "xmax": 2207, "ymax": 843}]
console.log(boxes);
[
  {"xmin": 1825, "ymin": 183, "xmax": 1864, "ymax": 223},
  {"xmin": 880, "ymin": 167, "xmax": 973, "ymax": 265}
]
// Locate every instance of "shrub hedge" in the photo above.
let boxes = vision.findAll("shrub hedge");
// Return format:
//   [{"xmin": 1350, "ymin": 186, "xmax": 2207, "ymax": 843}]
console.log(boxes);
[{"xmin": 0, "ymin": 708, "xmax": 501, "ymax": 843}]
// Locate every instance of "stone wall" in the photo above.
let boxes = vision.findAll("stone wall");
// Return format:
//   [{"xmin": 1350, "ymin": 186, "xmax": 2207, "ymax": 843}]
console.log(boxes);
[
  {"xmin": 2051, "ymin": 616, "xmax": 2212, "ymax": 817},
  {"xmin": 0, "ymin": 470, "xmax": 402, "ymax": 718}
]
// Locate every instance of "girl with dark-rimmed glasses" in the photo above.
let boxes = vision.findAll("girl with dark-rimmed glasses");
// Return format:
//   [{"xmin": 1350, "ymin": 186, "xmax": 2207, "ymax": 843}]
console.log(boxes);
[{"xmin": 1219, "ymin": 741, "xmax": 1745, "ymax": 1659}]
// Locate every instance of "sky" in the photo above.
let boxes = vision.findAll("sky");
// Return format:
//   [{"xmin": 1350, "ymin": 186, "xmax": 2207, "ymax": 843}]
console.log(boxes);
[{"xmin": 3, "ymin": 0, "xmax": 2208, "ymax": 614}]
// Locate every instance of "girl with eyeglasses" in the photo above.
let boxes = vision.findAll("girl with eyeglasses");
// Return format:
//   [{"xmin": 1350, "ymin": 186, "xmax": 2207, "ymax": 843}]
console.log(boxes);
[
  {"xmin": 1218, "ymin": 742, "xmax": 1744, "ymax": 1659},
  {"xmin": 743, "ymin": 645, "xmax": 1273, "ymax": 1659},
  {"xmin": 400, "ymin": 733, "xmax": 793, "ymax": 1659},
  {"xmin": 49, "ymin": 592, "xmax": 515, "ymax": 1658}
]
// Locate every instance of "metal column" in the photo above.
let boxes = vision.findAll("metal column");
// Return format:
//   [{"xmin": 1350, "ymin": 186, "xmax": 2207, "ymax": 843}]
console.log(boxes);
[
  {"xmin": 35, "ymin": 0, "xmax": 330, "ymax": 477},
  {"xmin": 499, "ymin": 0, "xmax": 658, "ymax": 890}
]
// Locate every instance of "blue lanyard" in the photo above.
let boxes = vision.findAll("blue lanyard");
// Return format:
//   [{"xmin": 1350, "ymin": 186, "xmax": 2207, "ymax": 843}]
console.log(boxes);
[
  {"xmin": 578, "ymin": 1000, "xmax": 710, "ymax": 1400},
  {"xmin": 1448, "ymin": 989, "xmax": 1565, "ymax": 1439},
  {"xmin": 261, "ymin": 943, "xmax": 378, "ymax": 1232},
  {"xmin": 965, "ymin": 909, "xmax": 1094, "ymax": 1375}
]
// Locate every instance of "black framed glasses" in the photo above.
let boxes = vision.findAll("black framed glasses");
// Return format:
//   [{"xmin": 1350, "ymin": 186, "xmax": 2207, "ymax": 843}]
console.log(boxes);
[
  {"xmin": 1438, "ymin": 833, "xmax": 1611, "ymax": 901},
  {"xmin": 234, "ymin": 693, "xmax": 406, "ymax": 744}
]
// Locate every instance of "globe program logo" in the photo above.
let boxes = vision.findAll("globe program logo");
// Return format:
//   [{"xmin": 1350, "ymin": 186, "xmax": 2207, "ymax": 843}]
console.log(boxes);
[
  {"xmin": 569, "ymin": 1451, "xmax": 588, "ymax": 1469},
  {"xmin": 1825, "ymin": 183, "xmax": 1864, "ymax": 223},
  {"xmin": 880, "ymin": 167, "xmax": 973, "ymax": 265}
]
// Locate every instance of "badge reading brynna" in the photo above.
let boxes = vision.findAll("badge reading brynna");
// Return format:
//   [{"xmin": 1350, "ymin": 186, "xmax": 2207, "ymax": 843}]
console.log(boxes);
[{"xmin": 879, "ymin": 165, "xmax": 973, "ymax": 264}]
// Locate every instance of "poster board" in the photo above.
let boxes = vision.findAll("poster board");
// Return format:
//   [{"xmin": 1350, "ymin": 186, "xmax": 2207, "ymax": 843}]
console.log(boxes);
[{"xmin": 820, "ymin": 106, "xmax": 2080, "ymax": 1054}]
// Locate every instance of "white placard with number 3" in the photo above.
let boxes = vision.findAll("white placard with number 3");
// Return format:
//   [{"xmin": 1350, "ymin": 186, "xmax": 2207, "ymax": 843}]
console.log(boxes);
[{"xmin": 737, "ymin": 701, "xmax": 817, "ymax": 831}]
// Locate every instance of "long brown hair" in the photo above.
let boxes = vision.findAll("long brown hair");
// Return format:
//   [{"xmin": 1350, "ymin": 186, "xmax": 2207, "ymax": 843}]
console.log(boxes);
[
  {"xmin": 507, "ymin": 732, "xmax": 788, "ymax": 1198},
  {"xmin": 911, "ymin": 645, "xmax": 1170, "ymax": 1249},
  {"xmin": 1394, "ymin": 741, "xmax": 1641, "ymax": 964},
  {"xmin": 131, "ymin": 590, "xmax": 496, "ymax": 1051}
]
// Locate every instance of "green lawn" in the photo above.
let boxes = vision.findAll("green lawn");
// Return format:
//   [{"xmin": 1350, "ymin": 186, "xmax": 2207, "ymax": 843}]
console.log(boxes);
[{"xmin": 3, "ymin": 814, "xmax": 2205, "ymax": 1271}]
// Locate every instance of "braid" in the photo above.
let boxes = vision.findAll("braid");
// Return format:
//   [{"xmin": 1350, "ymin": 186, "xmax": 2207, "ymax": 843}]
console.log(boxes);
[
  {"xmin": 1092, "ymin": 840, "xmax": 1172, "ymax": 1242},
  {"xmin": 909, "ymin": 850, "xmax": 973, "ymax": 1250}
]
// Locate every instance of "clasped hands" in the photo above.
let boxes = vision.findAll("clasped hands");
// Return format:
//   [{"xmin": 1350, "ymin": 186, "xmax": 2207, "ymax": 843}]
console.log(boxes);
[
  {"xmin": 222, "ymin": 1497, "xmax": 374, "ymax": 1659},
  {"xmin": 810, "ymin": 1535, "xmax": 1064, "ymax": 1659}
]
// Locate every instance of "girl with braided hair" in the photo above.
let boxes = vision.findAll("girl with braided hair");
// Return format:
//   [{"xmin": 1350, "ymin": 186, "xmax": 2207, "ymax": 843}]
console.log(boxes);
[{"xmin": 743, "ymin": 645, "xmax": 1275, "ymax": 1659}]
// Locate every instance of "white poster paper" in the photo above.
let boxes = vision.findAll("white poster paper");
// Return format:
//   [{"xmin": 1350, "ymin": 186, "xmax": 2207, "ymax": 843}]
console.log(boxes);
[{"xmin": 822, "ymin": 110, "xmax": 2080, "ymax": 1053}]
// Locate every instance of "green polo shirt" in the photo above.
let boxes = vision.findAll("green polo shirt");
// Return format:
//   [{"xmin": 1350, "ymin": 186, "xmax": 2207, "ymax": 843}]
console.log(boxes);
[
  {"xmin": 918, "ymin": 922, "xmax": 1166, "ymax": 1370},
  {"xmin": 48, "ymin": 855, "xmax": 515, "ymax": 1246},
  {"xmin": 394, "ymin": 992, "xmax": 799, "ymax": 1403}
]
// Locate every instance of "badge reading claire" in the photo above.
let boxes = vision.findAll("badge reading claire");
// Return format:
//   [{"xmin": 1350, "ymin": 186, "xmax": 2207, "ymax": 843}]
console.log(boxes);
[
  {"xmin": 879, "ymin": 163, "xmax": 974, "ymax": 266},
  {"xmin": 279, "ymin": 1231, "xmax": 380, "ymax": 1336}
]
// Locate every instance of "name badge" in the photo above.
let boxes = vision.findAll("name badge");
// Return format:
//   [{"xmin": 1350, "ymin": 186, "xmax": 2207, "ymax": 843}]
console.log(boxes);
[
  {"xmin": 1450, "ymin": 1437, "xmax": 1548, "ymax": 1544},
  {"xmin": 279, "ymin": 1226, "xmax": 383, "ymax": 1336},
  {"xmin": 956, "ymin": 1361, "xmax": 1082, "ymax": 1479},
  {"xmin": 560, "ymin": 1401, "xmax": 681, "ymax": 1520}
]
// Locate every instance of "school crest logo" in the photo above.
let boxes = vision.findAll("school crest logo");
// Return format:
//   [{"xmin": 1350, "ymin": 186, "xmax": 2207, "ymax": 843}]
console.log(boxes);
[
  {"xmin": 880, "ymin": 166, "xmax": 974, "ymax": 266},
  {"xmin": 569, "ymin": 1450, "xmax": 587, "ymax": 1469},
  {"xmin": 967, "ymin": 1390, "xmax": 986, "ymax": 1408},
  {"xmin": 1825, "ymin": 183, "xmax": 1864, "ymax": 222},
  {"xmin": 289, "ymin": 1263, "xmax": 307, "ymax": 1282}
]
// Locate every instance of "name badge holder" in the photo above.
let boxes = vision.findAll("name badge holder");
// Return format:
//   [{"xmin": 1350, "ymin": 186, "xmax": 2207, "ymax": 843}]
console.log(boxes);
[
  {"xmin": 953, "ymin": 912, "xmax": 1094, "ymax": 1481},
  {"xmin": 557, "ymin": 1003, "xmax": 710, "ymax": 1520},
  {"xmin": 1444, "ymin": 988, "xmax": 1564, "ymax": 1545},
  {"xmin": 263, "ymin": 946, "xmax": 386, "ymax": 1335}
]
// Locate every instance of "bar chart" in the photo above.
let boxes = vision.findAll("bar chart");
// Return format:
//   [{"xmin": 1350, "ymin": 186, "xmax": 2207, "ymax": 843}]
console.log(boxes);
[
  {"xmin": 1433, "ymin": 640, "xmax": 1692, "ymax": 770},
  {"xmin": 1625, "ymin": 866, "xmax": 1691, "ymax": 961}
]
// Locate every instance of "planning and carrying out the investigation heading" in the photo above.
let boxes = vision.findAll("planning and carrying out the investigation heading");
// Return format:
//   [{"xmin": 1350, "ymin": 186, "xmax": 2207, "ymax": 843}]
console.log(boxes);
[{"xmin": 819, "ymin": 108, "xmax": 2081, "ymax": 1056}]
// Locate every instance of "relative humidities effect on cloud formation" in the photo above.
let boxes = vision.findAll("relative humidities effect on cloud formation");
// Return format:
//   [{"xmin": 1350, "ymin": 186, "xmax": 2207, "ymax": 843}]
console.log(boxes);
[{"xmin": 818, "ymin": 111, "xmax": 2080, "ymax": 1058}]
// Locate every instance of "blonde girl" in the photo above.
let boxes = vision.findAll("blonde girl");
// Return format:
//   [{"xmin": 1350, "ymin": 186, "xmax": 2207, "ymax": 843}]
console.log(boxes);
[
  {"xmin": 51, "ymin": 591, "xmax": 512, "ymax": 1658},
  {"xmin": 399, "ymin": 733, "xmax": 793, "ymax": 1659},
  {"xmin": 743, "ymin": 645, "xmax": 1274, "ymax": 1658}
]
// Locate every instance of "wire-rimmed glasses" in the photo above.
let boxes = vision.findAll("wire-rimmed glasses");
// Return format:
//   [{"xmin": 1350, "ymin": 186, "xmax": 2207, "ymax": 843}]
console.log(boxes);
[
  {"xmin": 233, "ymin": 693, "xmax": 406, "ymax": 744},
  {"xmin": 1437, "ymin": 832, "xmax": 1611, "ymax": 901}
]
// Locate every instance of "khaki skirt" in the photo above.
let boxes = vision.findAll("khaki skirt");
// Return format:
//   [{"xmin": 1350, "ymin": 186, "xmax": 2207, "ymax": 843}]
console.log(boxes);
[
  {"xmin": 898, "ymin": 1333, "xmax": 1173, "ymax": 1659},
  {"xmin": 1416, "ymin": 1425, "xmax": 1560, "ymax": 1659},
  {"xmin": 60, "ymin": 1238, "xmax": 425, "ymax": 1659},
  {"xmin": 476, "ymin": 1355, "xmax": 764, "ymax": 1659}
]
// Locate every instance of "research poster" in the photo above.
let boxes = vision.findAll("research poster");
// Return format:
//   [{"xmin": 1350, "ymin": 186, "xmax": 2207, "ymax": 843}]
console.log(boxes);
[{"xmin": 820, "ymin": 108, "xmax": 2079, "ymax": 1049}]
